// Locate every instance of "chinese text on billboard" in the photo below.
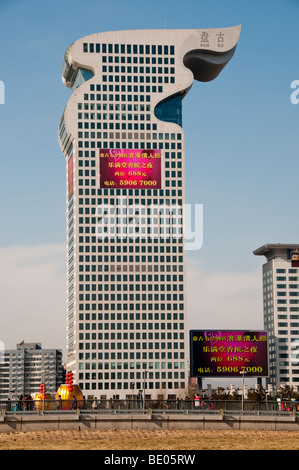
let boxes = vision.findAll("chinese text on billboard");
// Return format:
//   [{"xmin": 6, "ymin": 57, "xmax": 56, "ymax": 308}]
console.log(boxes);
[
  {"xmin": 100, "ymin": 149, "xmax": 161, "ymax": 189},
  {"xmin": 190, "ymin": 330, "xmax": 268, "ymax": 378}
]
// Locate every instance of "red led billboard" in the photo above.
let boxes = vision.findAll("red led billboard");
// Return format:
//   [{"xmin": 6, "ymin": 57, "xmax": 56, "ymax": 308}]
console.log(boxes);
[
  {"xmin": 99, "ymin": 149, "xmax": 161, "ymax": 189},
  {"xmin": 190, "ymin": 330, "xmax": 268, "ymax": 378},
  {"xmin": 292, "ymin": 252, "xmax": 299, "ymax": 267}
]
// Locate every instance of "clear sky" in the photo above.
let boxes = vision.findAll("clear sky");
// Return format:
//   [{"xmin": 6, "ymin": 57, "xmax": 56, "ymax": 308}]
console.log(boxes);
[{"xmin": 0, "ymin": 0, "xmax": 298, "ymax": 387}]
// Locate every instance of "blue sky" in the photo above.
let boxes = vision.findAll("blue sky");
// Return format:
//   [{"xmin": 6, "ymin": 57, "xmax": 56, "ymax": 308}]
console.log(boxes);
[{"xmin": 0, "ymin": 0, "xmax": 298, "ymax": 372}]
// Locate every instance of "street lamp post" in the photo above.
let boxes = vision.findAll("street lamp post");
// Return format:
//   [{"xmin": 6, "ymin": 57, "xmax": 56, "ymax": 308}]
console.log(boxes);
[
  {"xmin": 143, "ymin": 370, "xmax": 147, "ymax": 411},
  {"xmin": 130, "ymin": 383, "xmax": 135, "ymax": 409},
  {"xmin": 240, "ymin": 371, "xmax": 247, "ymax": 412}
]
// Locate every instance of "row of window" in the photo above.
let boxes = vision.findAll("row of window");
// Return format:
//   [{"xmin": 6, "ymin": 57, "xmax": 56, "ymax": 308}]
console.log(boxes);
[
  {"xmin": 277, "ymin": 277, "xmax": 298, "ymax": 281},
  {"xmin": 79, "ymin": 381, "xmax": 185, "ymax": 391},
  {"xmin": 277, "ymin": 308, "xmax": 299, "ymax": 312},
  {"xmin": 78, "ymin": 255, "xmax": 183, "ymax": 262},
  {"xmin": 76, "ymin": 264, "xmax": 183, "ymax": 272},
  {"xmin": 278, "ymin": 331, "xmax": 299, "ymax": 335},
  {"xmin": 264, "ymin": 268, "xmax": 298, "ymax": 276},
  {"xmin": 76, "ymin": 126, "xmax": 182, "ymax": 142},
  {"xmin": 78, "ymin": 141, "xmax": 181, "ymax": 153},
  {"xmin": 103, "ymin": 65, "xmax": 175, "ymax": 74},
  {"xmin": 277, "ymin": 284, "xmax": 299, "ymax": 289},
  {"xmin": 79, "ymin": 322, "xmax": 184, "ymax": 329},
  {"xmin": 277, "ymin": 292, "xmax": 299, "ymax": 296},
  {"xmin": 277, "ymin": 269, "xmax": 298, "ymax": 273},
  {"xmin": 78, "ymin": 196, "xmax": 183, "ymax": 207},
  {"xmin": 101, "ymin": 74, "xmax": 174, "ymax": 85},
  {"xmin": 78, "ymin": 352, "xmax": 184, "ymax": 360},
  {"xmin": 78, "ymin": 141, "xmax": 181, "ymax": 150},
  {"xmin": 78, "ymin": 342, "xmax": 185, "ymax": 350},
  {"xmin": 78, "ymin": 275, "xmax": 184, "ymax": 282},
  {"xmin": 83, "ymin": 92, "xmax": 158, "ymax": 102},
  {"xmin": 78, "ymin": 304, "xmax": 184, "ymax": 311},
  {"xmin": 79, "ymin": 299, "xmax": 184, "ymax": 306},
  {"xmin": 88, "ymin": 84, "xmax": 170, "ymax": 94},
  {"xmin": 80, "ymin": 372, "xmax": 184, "ymax": 380},
  {"xmin": 80, "ymin": 329, "xmax": 184, "ymax": 336},
  {"xmin": 79, "ymin": 313, "xmax": 184, "ymax": 320},
  {"xmin": 77, "ymin": 194, "xmax": 183, "ymax": 207},
  {"xmin": 83, "ymin": 43, "xmax": 175, "ymax": 56},
  {"xmin": 80, "ymin": 293, "xmax": 184, "ymax": 299},
  {"xmin": 78, "ymin": 244, "xmax": 183, "ymax": 253},
  {"xmin": 101, "ymin": 56, "xmax": 174, "ymax": 67},
  {"xmin": 278, "ymin": 314, "xmax": 299, "ymax": 318},
  {"xmin": 81, "ymin": 211, "xmax": 183, "ymax": 221},
  {"xmin": 79, "ymin": 102, "xmax": 151, "ymax": 111}
]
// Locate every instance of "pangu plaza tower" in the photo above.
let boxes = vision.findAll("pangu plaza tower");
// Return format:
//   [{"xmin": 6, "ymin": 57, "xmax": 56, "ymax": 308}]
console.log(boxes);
[{"xmin": 58, "ymin": 28, "xmax": 240, "ymax": 399}]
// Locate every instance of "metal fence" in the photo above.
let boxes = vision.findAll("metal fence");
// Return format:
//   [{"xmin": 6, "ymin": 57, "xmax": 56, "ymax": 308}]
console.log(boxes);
[{"xmin": 1, "ymin": 398, "xmax": 299, "ymax": 416}]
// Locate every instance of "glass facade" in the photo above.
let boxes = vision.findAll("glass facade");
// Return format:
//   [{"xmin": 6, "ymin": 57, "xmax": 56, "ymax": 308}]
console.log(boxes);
[{"xmin": 154, "ymin": 94, "xmax": 183, "ymax": 126}]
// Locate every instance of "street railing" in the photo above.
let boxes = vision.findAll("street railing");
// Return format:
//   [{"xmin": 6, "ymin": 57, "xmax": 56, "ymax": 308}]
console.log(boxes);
[{"xmin": 1, "ymin": 398, "xmax": 299, "ymax": 416}]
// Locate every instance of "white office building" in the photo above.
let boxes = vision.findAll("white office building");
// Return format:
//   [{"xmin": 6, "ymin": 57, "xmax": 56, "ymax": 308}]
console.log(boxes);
[
  {"xmin": 0, "ymin": 342, "xmax": 63, "ymax": 400},
  {"xmin": 58, "ymin": 28, "xmax": 240, "ymax": 399},
  {"xmin": 254, "ymin": 244, "xmax": 299, "ymax": 391}
]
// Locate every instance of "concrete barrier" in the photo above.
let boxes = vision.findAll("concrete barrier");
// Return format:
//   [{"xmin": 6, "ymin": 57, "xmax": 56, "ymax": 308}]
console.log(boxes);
[{"xmin": 1, "ymin": 411, "xmax": 299, "ymax": 433}]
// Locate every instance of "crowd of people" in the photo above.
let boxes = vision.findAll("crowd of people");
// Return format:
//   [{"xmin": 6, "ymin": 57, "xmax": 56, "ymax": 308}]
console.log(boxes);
[
  {"xmin": 5, "ymin": 395, "xmax": 35, "ymax": 411},
  {"xmin": 5, "ymin": 394, "xmax": 80, "ymax": 412},
  {"xmin": 4, "ymin": 394, "xmax": 213, "ymax": 412}
]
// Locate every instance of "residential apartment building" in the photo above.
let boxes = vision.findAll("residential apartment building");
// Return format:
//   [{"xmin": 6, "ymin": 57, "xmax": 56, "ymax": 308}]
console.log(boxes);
[
  {"xmin": 254, "ymin": 244, "xmax": 299, "ymax": 390},
  {"xmin": 58, "ymin": 28, "xmax": 240, "ymax": 398},
  {"xmin": 0, "ymin": 342, "xmax": 64, "ymax": 400}
]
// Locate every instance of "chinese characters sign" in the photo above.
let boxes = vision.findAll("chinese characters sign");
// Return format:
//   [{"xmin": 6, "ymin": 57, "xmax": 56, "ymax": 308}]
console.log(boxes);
[
  {"xmin": 190, "ymin": 330, "xmax": 268, "ymax": 378},
  {"xmin": 199, "ymin": 31, "xmax": 225, "ymax": 48},
  {"xmin": 100, "ymin": 149, "xmax": 161, "ymax": 189}
]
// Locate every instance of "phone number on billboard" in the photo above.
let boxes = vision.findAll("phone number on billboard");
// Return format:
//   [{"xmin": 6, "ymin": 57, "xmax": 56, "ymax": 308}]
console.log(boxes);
[
  {"xmin": 216, "ymin": 366, "xmax": 263, "ymax": 374},
  {"xmin": 121, "ymin": 179, "xmax": 158, "ymax": 186}
]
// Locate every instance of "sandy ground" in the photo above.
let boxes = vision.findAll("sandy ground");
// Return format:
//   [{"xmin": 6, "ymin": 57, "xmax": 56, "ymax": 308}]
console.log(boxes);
[{"xmin": 0, "ymin": 429, "xmax": 299, "ymax": 450}]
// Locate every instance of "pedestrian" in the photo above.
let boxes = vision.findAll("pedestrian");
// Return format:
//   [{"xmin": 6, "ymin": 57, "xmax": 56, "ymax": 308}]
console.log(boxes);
[
  {"xmin": 194, "ymin": 394, "xmax": 200, "ymax": 409},
  {"xmin": 6, "ymin": 398, "xmax": 11, "ymax": 412},
  {"xmin": 56, "ymin": 395, "xmax": 62, "ymax": 410},
  {"xmin": 92, "ymin": 398, "xmax": 98, "ymax": 411},
  {"xmin": 27, "ymin": 395, "xmax": 33, "ymax": 411},
  {"xmin": 185, "ymin": 395, "xmax": 191, "ymax": 410},
  {"xmin": 72, "ymin": 396, "xmax": 77, "ymax": 410},
  {"xmin": 18, "ymin": 395, "xmax": 23, "ymax": 411}
]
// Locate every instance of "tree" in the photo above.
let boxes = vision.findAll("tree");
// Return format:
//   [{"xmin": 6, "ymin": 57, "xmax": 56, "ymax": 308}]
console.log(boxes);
[
  {"xmin": 247, "ymin": 384, "xmax": 266, "ymax": 401},
  {"xmin": 277, "ymin": 385, "xmax": 299, "ymax": 401}
]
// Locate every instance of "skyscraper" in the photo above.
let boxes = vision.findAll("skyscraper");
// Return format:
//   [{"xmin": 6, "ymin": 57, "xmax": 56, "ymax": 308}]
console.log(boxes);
[
  {"xmin": 254, "ymin": 244, "xmax": 299, "ymax": 390},
  {"xmin": 58, "ymin": 28, "xmax": 240, "ymax": 399}
]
